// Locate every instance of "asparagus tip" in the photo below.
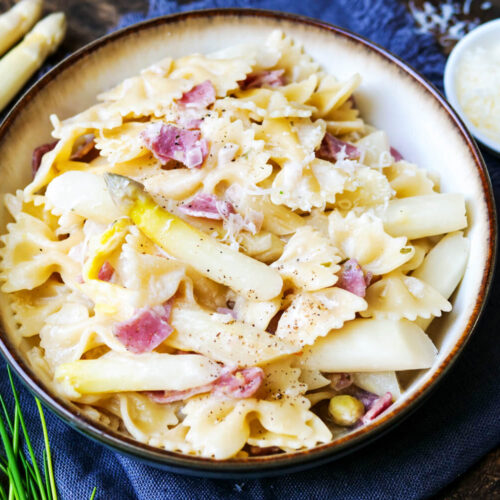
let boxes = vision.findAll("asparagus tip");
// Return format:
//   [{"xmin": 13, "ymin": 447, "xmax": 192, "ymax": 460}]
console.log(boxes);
[{"xmin": 104, "ymin": 173, "xmax": 145, "ymax": 209}]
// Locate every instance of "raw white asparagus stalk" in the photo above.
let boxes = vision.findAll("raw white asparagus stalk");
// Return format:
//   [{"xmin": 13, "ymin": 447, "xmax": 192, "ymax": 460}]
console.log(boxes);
[
  {"xmin": 0, "ymin": 12, "xmax": 66, "ymax": 112},
  {"xmin": 104, "ymin": 174, "xmax": 284, "ymax": 301},
  {"xmin": 299, "ymin": 318, "xmax": 437, "ymax": 372},
  {"xmin": 55, "ymin": 352, "xmax": 223, "ymax": 397},
  {"xmin": 413, "ymin": 231, "xmax": 469, "ymax": 330},
  {"xmin": 0, "ymin": 0, "xmax": 42, "ymax": 56}
]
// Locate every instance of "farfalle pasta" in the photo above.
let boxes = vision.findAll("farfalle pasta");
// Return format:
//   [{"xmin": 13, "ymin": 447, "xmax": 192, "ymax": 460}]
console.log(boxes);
[{"xmin": 0, "ymin": 31, "xmax": 469, "ymax": 459}]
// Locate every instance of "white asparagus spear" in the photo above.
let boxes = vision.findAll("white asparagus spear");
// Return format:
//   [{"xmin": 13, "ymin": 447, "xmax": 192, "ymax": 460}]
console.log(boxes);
[
  {"xmin": 55, "ymin": 352, "xmax": 223, "ymax": 397},
  {"xmin": 0, "ymin": 12, "xmax": 66, "ymax": 112},
  {"xmin": 105, "ymin": 174, "xmax": 284, "ymax": 301},
  {"xmin": 0, "ymin": 0, "xmax": 42, "ymax": 57}
]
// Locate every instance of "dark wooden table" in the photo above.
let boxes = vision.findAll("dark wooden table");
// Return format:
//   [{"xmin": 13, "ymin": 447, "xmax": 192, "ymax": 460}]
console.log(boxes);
[{"xmin": 1, "ymin": 0, "xmax": 499, "ymax": 498}]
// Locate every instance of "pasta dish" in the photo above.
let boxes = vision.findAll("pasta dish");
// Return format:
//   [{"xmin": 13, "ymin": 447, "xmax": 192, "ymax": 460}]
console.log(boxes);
[{"xmin": 0, "ymin": 31, "xmax": 469, "ymax": 459}]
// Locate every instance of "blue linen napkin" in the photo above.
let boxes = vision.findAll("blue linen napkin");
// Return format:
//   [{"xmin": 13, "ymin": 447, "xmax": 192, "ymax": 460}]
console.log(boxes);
[{"xmin": 1, "ymin": 1, "xmax": 499, "ymax": 499}]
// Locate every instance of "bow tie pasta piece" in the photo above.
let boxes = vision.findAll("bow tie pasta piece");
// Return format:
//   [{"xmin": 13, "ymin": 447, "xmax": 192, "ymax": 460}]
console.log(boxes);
[
  {"xmin": 115, "ymin": 227, "xmax": 186, "ymax": 308},
  {"xmin": 116, "ymin": 393, "xmax": 178, "ymax": 445},
  {"xmin": 232, "ymin": 295, "xmax": 281, "ymax": 331},
  {"xmin": 94, "ymin": 122, "xmax": 149, "ymax": 165},
  {"xmin": 325, "ymin": 98, "xmax": 365, "ymax": 135},
  {"xmin": 6, "ymin": 277, "xmax": 75, "ymax": 339},
  {"xmin": 307, "ymin": 73, "xmax": 361, "ymax": 119},
  {"xmin": 208, "ymin": 41, "xmax": 280, "ymax": 71},
  {"xmin": 276, "ymin": 288, "xmax": 367, "ymax": 347},
  {"xmin": 384, "ymin": 161, "xmax": 436, "ymax": 198},
  {"xmin": 199, "ymin": 116, "xmax": 272, "ymax": 192},
  {"xmin": 26, "ymin": 125, "xmax": 104, "ymax": 195},
  {"xmin": 355, "ymin": 130, "xmax": 394, "ymax": 168},
  {"xmin": 265, "ymin": 30, "xmax": 320, "ymax": 83},
  {"xmin": 300, "ymin": 318, "xmax": 437, "ymax": 372},
  {"xmin": 260, "ymin": 358, "xmax": 307, "ymax": 400},
  {"xmin": 97, "ymin": 70, "xmax": 192, "ymax": 119},
  {"xmin": 334, "ymin": 165, "xmax": 393, "ymax": 211},
  {"xmin": 168, "ymin": 302, "xmax": 298, "ymax": 366},
  {"xmin": 177, "ymin": 394, "xmax": 331, "ymax": 459},
  {"xmin": 272, "ymin": 160, "xmax": 346, "ymax": 212},
  {"xmin": 169, "ymin": 54, "xmax": 252, "ymax": 97},
  {"xmin": 0, "ymin": 212, "xmax": 81, "ymax": 292},
  {"xmin": 233, "ymin": 192, "xmax": 305, "ymax": 236},
  {"xmin": 225, "ymin": 88, "xmax": 315, "ymax": 120},
  {"xmin": 39, "ymin": 302, "xmax": 124, "ymax": 371},
  {"xmin": 361, "ymin": 271, "xmax": 452, "ymax": 321},
  {"xmin": 271, "ymin": 226, "xmax": 341, "ymax": 291},
  {"xmin": 279, "ymin": 74, "xmax": 318, "ymax": 104},
  {"xmin": 256, "ymin": 117, "xmax": 322, "ymax": 166},
  {"xmin": 328, "ymin": 210, "xmax": 415, "ymax": 275}
]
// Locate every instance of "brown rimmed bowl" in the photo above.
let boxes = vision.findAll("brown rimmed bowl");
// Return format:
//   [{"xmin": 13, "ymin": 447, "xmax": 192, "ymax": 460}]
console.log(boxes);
[{"xmin": 0, "ymin": 9, "xmax": 496, "ymax": 478}]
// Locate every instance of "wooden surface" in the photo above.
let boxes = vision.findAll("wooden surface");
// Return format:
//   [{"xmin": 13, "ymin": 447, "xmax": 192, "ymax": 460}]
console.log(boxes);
[{"xmin": 0, "ymin": 0, "xmax": 499, "ymax": 498}]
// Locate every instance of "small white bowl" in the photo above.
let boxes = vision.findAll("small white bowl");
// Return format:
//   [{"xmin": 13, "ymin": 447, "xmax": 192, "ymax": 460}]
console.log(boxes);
[{"xmin": 444, "ymin": 19, "xmax": 500, "ymax": 155}]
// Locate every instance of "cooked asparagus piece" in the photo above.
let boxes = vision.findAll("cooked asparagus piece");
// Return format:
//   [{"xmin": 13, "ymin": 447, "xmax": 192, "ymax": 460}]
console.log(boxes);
[
  {"xmin": 0, "ymin": 12, "xmax": 66, "ymax": 112},
  {"xmin": 104, "ymin": 174, "xmax": 283, "ymax": 301},
  {"xmin": 0, "ymin": 0, "xmax": 42, "ymax": 57}
]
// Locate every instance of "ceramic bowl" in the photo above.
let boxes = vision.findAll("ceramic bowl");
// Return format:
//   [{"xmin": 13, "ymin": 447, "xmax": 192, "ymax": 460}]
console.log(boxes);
[
  {"xmin": 0, "ymin": 9, "xmax": 495, "ymax": 478},
  {"xmin": 444, "ymin": 18, "xmax": 500, "ymax": 155}
]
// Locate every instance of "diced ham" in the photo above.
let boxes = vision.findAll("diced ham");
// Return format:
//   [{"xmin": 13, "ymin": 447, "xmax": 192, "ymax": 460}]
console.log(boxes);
[
  {"xmin": 141, "ymin": 123, "xmax": 209, "ymax": 169},
  {"xmin": 216, "ymin": 307, "xmax": 238, "ymax": 320},
  {"xmin": 71, "ymin": 135, "xmax": 98, "ymax": 162},
  {"xmin": 147, "ymin": 366, "xmax": 264, "ymax": 403},
  {"xmin": 32, "ymin": 141, "xmax": 58, "ymax": 176},
  {"xmin": 239, "ymin": 69, "xmax": 286, "ymax": 90},
  {"xmin": 178, "ymin": 193, "xmax": 235, "ymax": 220},
  {"xmin": 212, "ymin": 366, "xmax": 264, "ymax": 398},
  {"xmin": 316, "ymin": 132, "xmax": 360, "ymax": 162},
  {"xmin": 114, "ymin": 301, "xmax": 173, "ymax": 353},
  {"xmin": 97, "ymin": 261, "xmax": 114, "ymax": 282},
  {"xmin": 179, "ymin": 80, "xmax": 216, "ymax": 108},
  {"xmin": 390, "ymin": 146, "xmax": 403, "ymax": 162},
  {"xmin": 328, "ymin": 373, "xmax": 353, "ymax": 391},
  {"xmin": 337, "ymin": 259, "xmax": 371, "ymax": 298},
  {"xmin": 361, "ymin": 392, "xmax": 393, "ymax": 425}
]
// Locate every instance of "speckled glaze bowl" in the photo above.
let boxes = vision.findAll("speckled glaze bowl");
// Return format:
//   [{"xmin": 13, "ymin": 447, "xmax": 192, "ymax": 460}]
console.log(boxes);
[{"xmin": 0, "ymin": 9, "xmax": 495, "ymax": 478}]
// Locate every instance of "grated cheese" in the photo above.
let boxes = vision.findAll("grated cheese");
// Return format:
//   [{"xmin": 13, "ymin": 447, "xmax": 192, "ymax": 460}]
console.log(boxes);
[{"xmin": 456, "ymin": 42, "xmax": 500, "ymax": 144}]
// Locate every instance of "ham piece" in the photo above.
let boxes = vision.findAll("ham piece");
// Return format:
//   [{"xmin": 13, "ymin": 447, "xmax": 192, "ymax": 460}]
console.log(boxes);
[
  {"xmin": 178, "ymin": 193, "xmax": 235, "ymax": 220},
  {"xmin": 141, "ymin": 123, "xmax": 209, "ymax": 169},
  {"xmin": 316, "ymin": 132, "xmax": 360, "ymax": 162},
  {"xmin": 239, "ymin": 69, "xmax": 286, "ymax": 90},
  {"xmin": 179, "ymin": 80, "xmax": 216, "ymax": 108},
  {"xmin": 390, "ymin": 146, "xmax": 403, "ymax": 162},
  {"xmin": 114, "ymin": 301, "xmax": 173, "ymax": 353},
  {"xmin": 148, "ymin": 366, "xmax": 264, "ymax": 403},
  {"xmin": 337, "ymin": 259, "xmax": 372, "ymax": 298},
  {"xmin": 361, "ymin": 392, "xmax": 393, "ymax": 425},
  {"xmin": 32, "ymin": 141, "xmax": 58, "ymax": 176},
  {"xmin": 97, "ymin": 261, "xmax": 114, "ymax": 282}
]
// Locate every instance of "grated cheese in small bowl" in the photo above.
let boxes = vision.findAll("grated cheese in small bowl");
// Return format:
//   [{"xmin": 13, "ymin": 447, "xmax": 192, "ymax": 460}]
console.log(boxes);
[{"xmin": 444, "ymin": 19, "xmax": 500, "ymax": 155}]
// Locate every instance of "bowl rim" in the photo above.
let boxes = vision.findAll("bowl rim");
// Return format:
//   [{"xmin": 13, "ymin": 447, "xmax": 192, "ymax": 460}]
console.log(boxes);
[
  {"xmin": 443, "ymin": 18, "xmax": 500, "ymax": 156},
  {"xmin": 0, "ymin": 7, "xmax": 496, "ymax": 478}
]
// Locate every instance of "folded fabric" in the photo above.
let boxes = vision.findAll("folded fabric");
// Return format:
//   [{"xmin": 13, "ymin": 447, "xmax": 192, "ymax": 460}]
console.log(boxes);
[{"xmin": 1, "ymin": 1, "xmax": 499, "ymax": 499}]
